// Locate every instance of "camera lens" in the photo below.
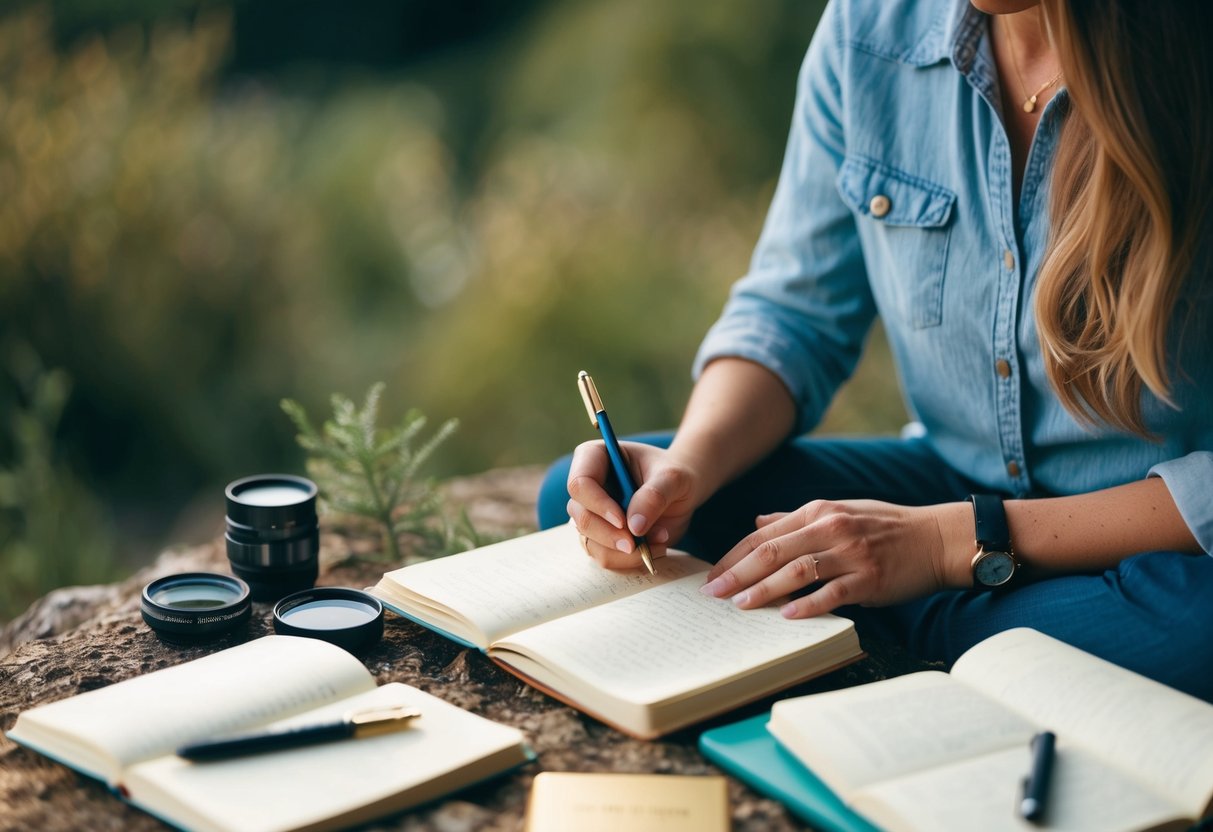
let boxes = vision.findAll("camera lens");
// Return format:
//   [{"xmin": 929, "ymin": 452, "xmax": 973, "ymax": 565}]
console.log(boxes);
[
  {"xmin": 141, "ymin": 572, "xmax": 251, "ymax": 643},
  {"xmin": 225, "ymin": 474, "xmax": 319, "ymax": 602}
]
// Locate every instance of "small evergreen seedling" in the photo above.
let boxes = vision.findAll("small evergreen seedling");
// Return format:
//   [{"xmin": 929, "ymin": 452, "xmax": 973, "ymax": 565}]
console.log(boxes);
[{"xmin": 281, "ymin": 383, "xmax": 480, "ymax": 564}]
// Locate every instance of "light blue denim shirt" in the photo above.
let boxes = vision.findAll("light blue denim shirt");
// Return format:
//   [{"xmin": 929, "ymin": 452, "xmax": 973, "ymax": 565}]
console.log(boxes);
[{"xmin": 693, "ymin": 0, "xmax": 1213, "ymax": 553}]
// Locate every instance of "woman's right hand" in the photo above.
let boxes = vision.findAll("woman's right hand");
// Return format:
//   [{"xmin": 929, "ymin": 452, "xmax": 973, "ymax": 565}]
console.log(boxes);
[
  {"xmin": 565, "ymin": 441, "xmax": 704, "ymax": 569},
  {"xmin": 566, "ymin": 358, "xmax": 798, "ymax": 570}
]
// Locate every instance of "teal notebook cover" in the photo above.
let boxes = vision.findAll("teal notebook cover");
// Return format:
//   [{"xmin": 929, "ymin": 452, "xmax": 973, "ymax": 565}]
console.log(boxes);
[{"xmin": 699, "ymin": 713, "xmax": 881, "ymax": 832}]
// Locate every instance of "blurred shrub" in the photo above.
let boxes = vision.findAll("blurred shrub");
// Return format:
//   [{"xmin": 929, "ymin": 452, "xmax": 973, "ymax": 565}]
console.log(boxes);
[
  {"xmin": 0, "ymin": 343, "xmax": 119, "ymax": 618},
  {"xmin": 0, "ymin": 9, "xmax": 468, "ymax": 506}
]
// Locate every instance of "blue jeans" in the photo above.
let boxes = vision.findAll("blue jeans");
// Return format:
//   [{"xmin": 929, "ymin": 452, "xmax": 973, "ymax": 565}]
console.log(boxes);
[{"xmin": 537, "ymin": 434, "xmax": 1213, "ymax": 702}]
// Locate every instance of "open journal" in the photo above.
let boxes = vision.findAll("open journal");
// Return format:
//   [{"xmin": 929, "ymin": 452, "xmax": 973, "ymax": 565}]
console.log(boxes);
[
  {"xmin": 7, "ymin": 636, "xmax": 532, "ymax": 832},
  {"xmin": 368, "ymin": 523, "xmax": 862, "ymax": 739},
  {"xmin": 769, "ymin": 628, "xmax": 1213, "ymax": 832}
]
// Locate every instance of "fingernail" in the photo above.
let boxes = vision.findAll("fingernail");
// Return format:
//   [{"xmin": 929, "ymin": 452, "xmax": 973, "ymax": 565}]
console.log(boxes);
[
  {"xmin": 615, "ymin": 538, "xmax": 633, "ymax": 553},
  {"xmin": 780, "ymin": 604, "xmax": 797, "ymax": 618},
  {"xmin": 732, "ymin": 591, "xmax": 750, "ymax": 607},
  {"xmin": 652, "ymin": 527, "xmax": 669, "ymax": 543},
  {"xmin": 605, "ymin": 511, "xmax": 624, "ymax": 529},
  {"xmin": 700, "ymin": 577, "xmax": 725, "ymax": 597},
  {"xmin": 628, "ymin": 514, "xmax": 647, "ymax": 535}
]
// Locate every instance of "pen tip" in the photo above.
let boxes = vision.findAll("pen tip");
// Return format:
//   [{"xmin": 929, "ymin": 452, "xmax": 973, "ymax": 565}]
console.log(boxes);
[{"xmin": 578, "ymin": 370, "xmax": 588, "ymax": 380}]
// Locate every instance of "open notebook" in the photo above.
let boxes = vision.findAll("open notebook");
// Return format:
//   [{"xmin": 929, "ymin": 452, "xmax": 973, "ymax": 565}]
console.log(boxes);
[
  {"xmin": 369, "ymin": 523, "xmax": 862, "ymax": 739},
  {"xmin": 8, "ymin": 635, "xmax": 532, "ymax": 832},
  {"xmin": 768, "ymin": 628, "xmax": 1213, "ymax": 832}
]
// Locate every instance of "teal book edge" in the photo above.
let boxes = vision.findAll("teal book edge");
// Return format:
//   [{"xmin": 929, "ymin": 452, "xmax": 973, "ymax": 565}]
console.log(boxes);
[
  {"xmin": 698, "ymin": 713, "xmax": 882, "ymax": 832},
  {"xmin": 377, "ymin": 598, "xmax": 483, "ymax": 651}
]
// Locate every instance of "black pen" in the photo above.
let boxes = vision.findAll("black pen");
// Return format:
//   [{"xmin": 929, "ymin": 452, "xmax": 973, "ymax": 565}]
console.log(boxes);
[
  {"xmin": 577, "ymin": 371, "xmax": 655, "ymax": 574},
  {"xmin": 177, "ymin": 705, "xmax": 421, "ymax": 762},
  {"xmin": 1019, "ymin": 730, "xmax": 1056, "ymax": 823}
]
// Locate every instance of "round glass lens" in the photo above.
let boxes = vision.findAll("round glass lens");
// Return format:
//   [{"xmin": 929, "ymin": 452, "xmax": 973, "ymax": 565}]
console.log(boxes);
[
  {"xmin": 278, "ymin": 599, "xmax": 377, "ymax": 630},
  {"xmin": 235, "ymin": 484, "xmax": 310, "ymax": 506},
  {"xmin": 152, "ymin": 582, "xmax": 242, "ymax": 610}
]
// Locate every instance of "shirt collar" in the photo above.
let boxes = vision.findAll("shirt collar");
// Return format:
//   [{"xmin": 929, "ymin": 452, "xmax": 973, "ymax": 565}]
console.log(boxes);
[{"xmin": 904, "ymin": 0, "xmax": 987, "ymax": 73}]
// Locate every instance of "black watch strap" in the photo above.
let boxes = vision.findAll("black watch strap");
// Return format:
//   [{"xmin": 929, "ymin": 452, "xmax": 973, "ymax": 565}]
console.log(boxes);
[{"xmin": 969, "ymin": 494, "xmax": 1010, "ymax": 550}]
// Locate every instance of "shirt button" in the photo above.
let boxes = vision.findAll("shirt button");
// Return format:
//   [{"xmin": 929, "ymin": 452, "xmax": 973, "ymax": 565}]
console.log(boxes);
[
  {"xmin": 995, "ymin": 359, "xmax": 1011, "ymax": 378},
  {"xmin": 869, "ymin": 195, "xmax": 892, "ymax": 218},
  {"xmin": 1007, "ymin": 460, "xmax": 1021, "ymax": 477},
  {"xmin": 1003, "ymin": 249, "xmax": 1015, "ymax": 270}
]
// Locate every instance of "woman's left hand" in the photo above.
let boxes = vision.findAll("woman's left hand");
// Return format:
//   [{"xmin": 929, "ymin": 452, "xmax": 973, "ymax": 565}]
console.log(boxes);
[{"xmin": 699, "ymin": 499, "xmax": 971, "ymax": 619}]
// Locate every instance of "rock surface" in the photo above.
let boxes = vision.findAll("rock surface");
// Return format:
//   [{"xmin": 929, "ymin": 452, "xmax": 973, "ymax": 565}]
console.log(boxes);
[{"xmin": 0, "ymin": 466, "xmax": 929, "ymax": 832}]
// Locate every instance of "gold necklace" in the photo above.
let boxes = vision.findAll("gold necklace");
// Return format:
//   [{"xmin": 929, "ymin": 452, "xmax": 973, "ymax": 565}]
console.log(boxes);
[{"xmin": 1001, "ymin": 20, "xmax": 1063, "ymax": 113}]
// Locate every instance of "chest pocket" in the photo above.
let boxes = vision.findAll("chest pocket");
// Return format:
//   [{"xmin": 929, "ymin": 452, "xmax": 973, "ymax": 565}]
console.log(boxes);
[{"xmin": 837, "ymin": 156, "xmax": 956, "ymax": 329}]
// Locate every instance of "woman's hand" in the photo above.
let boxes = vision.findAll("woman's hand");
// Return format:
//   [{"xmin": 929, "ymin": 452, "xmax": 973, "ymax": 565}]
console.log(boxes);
[
  {"xmin": 565, "ymin": 441, "xmax": 705, "ymax": 569},
  {"xmin": 700, "ymin": 499, "xmax": 973, "ymax": 618}
]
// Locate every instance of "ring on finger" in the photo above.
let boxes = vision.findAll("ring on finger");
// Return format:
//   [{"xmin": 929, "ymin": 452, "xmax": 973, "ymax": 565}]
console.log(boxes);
[{"xmin": 808, "ymin": 553, "xmax": 820, "ymax": 583}]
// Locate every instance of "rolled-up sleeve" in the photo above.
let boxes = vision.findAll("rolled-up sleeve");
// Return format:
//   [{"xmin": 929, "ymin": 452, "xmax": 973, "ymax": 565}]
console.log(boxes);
[
  {"xmin": 1148, "ymin": 451, "xmax": 1213, "ymax": 554},
  {"xmin": 692, "ymin": 0, "xmax": 875, "ymax": 436}
]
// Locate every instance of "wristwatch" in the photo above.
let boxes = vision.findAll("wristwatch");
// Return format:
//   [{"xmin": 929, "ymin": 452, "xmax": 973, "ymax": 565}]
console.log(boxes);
[{"xmin": 968, "ymin": 494, "xmax": 1018, "ymax": 588}]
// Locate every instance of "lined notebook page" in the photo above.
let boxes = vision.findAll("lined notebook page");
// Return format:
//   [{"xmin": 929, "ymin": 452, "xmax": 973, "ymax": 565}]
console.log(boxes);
[
  {"xmin": 383, "ymin": 523, "xmax": 709, "ymax": 644},
  {"xmin": 495, "ymin": 572, "xmax": 854, "ymax": 704}
]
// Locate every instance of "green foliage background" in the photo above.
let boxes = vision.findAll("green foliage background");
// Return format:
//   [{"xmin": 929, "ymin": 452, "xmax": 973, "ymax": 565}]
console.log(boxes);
[{"xmin": 0, "ymin": 0, "xmax": 905, "ymax": 622}]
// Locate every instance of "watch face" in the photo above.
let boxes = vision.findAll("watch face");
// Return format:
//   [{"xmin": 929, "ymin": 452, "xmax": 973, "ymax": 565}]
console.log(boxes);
[{"xmin": 974, "ymin": 550, "xmax": 1016, "ymax": 587}]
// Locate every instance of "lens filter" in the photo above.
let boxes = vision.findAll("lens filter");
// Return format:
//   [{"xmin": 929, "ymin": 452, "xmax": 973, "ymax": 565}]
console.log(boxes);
[
  {"xmin": 141, "ymin": 572, "xmax": 251, "ymax": 644},
  {"xmin": 272, "ymin": 587, "xmax": 384, "ymax": 654}
]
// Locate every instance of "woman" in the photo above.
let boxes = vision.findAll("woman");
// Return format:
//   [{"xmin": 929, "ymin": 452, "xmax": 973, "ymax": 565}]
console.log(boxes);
[{"xmin": 538, "ymin": 0, "xmax": 1213, "ymax": 701}]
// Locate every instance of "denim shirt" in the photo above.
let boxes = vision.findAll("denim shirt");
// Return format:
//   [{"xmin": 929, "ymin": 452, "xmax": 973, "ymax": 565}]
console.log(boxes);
[{"xmin": 693, "ymin": 0, "xmax": 1213, "ymax": 553}]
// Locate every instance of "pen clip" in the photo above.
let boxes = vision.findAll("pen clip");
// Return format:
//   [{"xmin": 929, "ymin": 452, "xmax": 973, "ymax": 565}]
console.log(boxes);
[
  {"xmin": 347, "ymin": 705, "xmax": 422, "ymax": 737},
  {"xmin": 578, "ymin": 371, "xmax": 604, "ymax": 428}
]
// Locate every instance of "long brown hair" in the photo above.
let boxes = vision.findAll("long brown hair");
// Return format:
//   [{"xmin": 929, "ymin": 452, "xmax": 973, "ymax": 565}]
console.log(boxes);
[{"xmin": 1036, "ymin": 0, "xmax": 1213, "ymax": 436}]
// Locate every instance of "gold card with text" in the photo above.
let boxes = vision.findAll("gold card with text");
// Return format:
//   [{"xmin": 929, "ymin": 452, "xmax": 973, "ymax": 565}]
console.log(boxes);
[{"xmin": 525, "ymin": 772, "xmax": 730, "ymax": 832}]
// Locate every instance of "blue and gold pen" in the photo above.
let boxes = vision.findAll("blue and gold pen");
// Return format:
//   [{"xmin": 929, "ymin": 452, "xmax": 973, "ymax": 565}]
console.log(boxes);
[{"xmin": 577, "ymin": 371, "xmax": 655, "ymax": 574}]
